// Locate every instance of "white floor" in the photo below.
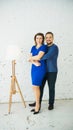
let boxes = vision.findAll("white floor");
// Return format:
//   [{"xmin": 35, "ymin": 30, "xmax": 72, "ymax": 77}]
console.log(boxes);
[{"xmin": 0, "ymin": 100, "xmax": 73, "ymax": 130}]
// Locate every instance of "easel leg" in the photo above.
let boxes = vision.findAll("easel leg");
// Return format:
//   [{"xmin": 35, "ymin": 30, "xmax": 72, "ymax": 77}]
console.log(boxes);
[
  {"xmin": 15, "ymin": 77, "xmax": 26, "ymax": 107},
  {"xmin": 8, "ymin": 79, "xmax": 13, "ymax": 114},
  {"xmin": 8, "ymin": 60, "xmax": 26, "ymax": 114},
  {"xmin": 8, "ymin": 91, "xmax": 12, "ymax": 114}
]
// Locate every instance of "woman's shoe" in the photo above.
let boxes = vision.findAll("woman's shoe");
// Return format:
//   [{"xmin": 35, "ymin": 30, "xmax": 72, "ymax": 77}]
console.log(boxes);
[
  {"xmin": 29, "ymin": 102, "xmax": 36, "ymax": 107},
  {"xmin": 33, "ymin": 110, "xmax": 40, "ymax": 114},
  {"xmin": 30, "ymin": 109, "xmax": 35, "ymax": 112},
  {"xmin": 33, "ymin": 107, "xmax": 40, "ymax": 114}
]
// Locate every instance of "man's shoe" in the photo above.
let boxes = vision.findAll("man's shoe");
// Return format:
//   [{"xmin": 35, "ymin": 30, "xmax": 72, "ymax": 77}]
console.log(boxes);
[
  {"xmin": 29, "ymin": 102, "xmax": 36, "ymax": 107},
  {"xmin": 48, "ymin": 104, "xmax": 54, "ymax": 110}
]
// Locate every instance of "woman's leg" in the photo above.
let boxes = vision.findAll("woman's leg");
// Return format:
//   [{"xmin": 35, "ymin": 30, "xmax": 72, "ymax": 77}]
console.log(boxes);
[{"xmin": 33, "ymin": 86, "xmax": 40, "ymax": 111}]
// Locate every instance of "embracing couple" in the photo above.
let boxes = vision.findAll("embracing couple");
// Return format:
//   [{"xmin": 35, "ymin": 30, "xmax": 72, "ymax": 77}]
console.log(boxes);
[{"xmin": 29, "ymin": 32, "xmax": 59, "ymax": 115}]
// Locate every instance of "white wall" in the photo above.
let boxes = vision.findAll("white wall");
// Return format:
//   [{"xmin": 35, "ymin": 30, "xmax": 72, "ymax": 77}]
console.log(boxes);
[{"xmin": 0, "ymin": 0, "xmax": 73, "ymax": 103}]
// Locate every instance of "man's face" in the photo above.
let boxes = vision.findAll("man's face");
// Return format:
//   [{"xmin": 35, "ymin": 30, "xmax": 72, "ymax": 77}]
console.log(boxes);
[{"xmin": 45, "ymin": 34, "xmax": 54, "ymax": 45}]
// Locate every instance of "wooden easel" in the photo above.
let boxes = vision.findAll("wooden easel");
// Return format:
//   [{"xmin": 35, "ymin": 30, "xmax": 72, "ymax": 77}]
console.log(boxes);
[{"xmin": 8, "ymin": 60, "xmax": 26, "ymax": 114}]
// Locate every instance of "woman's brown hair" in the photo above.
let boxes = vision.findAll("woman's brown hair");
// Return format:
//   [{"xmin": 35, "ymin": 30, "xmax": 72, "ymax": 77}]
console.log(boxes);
[{"xmin": 34, "ymin": 33, "xmax": 44, "ymax": 45}]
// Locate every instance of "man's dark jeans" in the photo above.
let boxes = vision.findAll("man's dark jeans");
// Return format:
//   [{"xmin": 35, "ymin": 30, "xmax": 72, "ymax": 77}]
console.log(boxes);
[{"xmin": 40, "ymin": 72, "xmax": 57, "ymax": 105}]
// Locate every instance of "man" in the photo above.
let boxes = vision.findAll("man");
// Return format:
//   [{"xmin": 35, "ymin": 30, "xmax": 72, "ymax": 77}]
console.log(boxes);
[{"xmin": 29, "ymin": 32, "xmax": 59, "ymax": 110}]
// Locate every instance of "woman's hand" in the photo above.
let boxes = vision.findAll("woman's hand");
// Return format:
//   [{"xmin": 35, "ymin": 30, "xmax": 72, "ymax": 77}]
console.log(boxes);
[
  {"xmin": 28, "ymin": 53, "xmax": 41, "ymax": 66},
  {"xmin": 28, "ymin": 57, "xmax": 41, "ymax": 66},
  {"xmin": 34, "ymin": 61, "xmax": 41, "ymax": 66}
]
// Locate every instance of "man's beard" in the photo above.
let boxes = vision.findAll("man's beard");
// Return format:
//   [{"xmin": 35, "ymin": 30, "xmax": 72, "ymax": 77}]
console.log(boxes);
[{"xmin": 47, "ymin": 42, "xmax": 53, "ymax": 45}]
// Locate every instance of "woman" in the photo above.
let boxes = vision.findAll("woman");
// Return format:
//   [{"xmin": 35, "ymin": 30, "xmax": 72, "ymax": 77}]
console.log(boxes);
[{"xmin": 29, "ymin": 33, "xmax": 48, "ymax": 114}]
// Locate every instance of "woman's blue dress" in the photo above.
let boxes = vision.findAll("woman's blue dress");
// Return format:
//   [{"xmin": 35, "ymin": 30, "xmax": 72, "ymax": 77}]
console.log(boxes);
[{"xmin": 31, "ymin": 44, "xmax": 48, "ymax": 86}]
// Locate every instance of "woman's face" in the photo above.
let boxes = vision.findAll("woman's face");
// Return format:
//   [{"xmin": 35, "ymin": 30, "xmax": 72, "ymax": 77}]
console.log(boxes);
[{"xmin": 35, "ymin": 35, "xmax": 43, "ymax": 45}]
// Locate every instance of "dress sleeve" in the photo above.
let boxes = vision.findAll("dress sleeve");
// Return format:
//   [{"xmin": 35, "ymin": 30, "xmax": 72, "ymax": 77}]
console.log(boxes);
[
  {"xmin": 30, "ymin": 46, "xmax": 34, "ymax": 53},
  {"xmin": 40, "ymin": 45, "xmax": 48, "ymax": 53}
]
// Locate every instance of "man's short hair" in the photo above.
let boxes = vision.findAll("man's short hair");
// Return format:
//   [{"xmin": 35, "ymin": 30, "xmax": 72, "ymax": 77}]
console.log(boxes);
[{"xmin": 45, "ymin": 32, "xmax": 54, "ymax": 37}]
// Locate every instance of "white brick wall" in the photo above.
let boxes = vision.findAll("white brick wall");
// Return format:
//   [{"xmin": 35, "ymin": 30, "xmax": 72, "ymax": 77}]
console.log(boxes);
[{"xmin": 0, "ymin": 0, "xmax": 73, "ymax": 103}]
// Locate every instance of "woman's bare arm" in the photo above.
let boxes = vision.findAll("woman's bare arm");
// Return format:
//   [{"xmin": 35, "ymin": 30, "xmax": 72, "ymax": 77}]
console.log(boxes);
[
  {"xmin": 30, "ymin": 51, "xmax": 45, "ymax": 61},
  {"xmin": 28, "ymin": 53, "xmax": 41, "ymax": 66}
]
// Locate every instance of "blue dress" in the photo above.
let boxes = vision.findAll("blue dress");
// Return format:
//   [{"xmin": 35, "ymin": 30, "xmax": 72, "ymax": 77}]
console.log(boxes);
[{"xmin": 30, "ymin": 44, "xmax": 48, "ymax": 86}]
